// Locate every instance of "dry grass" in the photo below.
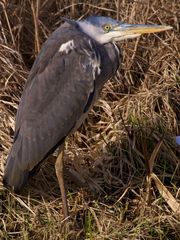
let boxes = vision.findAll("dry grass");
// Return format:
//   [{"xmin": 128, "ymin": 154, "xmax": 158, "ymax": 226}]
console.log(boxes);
[{"xmin": 0, "ymin": 0, "xmax": 180, "ymax": 239}]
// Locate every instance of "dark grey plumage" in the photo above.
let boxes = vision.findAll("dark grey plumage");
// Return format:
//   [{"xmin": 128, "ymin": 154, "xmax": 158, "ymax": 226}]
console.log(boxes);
[
  {"xmin": 3, "ymin": 20, "xmax": 120, "ymax": 191},
  {"xmin": 4, "ymin": 15, "xmax": 171, "ymax": 194}
]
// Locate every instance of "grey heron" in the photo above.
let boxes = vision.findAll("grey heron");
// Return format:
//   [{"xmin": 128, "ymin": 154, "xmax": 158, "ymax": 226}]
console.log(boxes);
[{"xmin": 3, "ymin": 16, "xmax": 172, "ymax": 218}]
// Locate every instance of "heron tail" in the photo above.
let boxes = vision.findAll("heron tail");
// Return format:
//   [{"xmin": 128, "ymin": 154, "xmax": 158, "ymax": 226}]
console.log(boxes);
[{"xmin": 3, "ymin": 150, "xmax": 29, "ymax": 192}]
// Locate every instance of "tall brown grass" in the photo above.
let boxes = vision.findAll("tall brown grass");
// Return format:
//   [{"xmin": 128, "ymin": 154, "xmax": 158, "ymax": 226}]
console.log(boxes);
[{"xmin": 0, "ymin": 0, "xmax": 179, "ymax": 239}]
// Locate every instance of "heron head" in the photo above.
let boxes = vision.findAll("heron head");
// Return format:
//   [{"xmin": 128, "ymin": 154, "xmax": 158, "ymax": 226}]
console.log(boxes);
[{"xmin": 78, "ymin": 16, "xmax": 172, "ymax": 44}]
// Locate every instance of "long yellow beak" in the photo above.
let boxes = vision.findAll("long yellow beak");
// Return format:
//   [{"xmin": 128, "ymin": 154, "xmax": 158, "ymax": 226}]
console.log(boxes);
[
  {"xmin": 120, "ymin": 23, "xmax": 172, "ymax": 34},
  {"xmin": 113, "ymin": 23, "xmax": 172, "ymax": 40}
]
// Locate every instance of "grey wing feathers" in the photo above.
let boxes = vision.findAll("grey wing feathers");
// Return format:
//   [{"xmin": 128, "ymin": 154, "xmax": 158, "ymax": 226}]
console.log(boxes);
[
  {"xmin": 3, "ymin": 21, "xmax": 121, "ymax": 191},
  {"xmin": 3, "ymin": 23, "xmax": 100, "ymax": 191}
]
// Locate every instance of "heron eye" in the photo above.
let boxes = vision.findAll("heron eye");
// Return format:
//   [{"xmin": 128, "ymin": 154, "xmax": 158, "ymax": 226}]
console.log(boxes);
[{"xmin": 103, "ymin": 24, "xmax": 112, "ymax": 33}]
